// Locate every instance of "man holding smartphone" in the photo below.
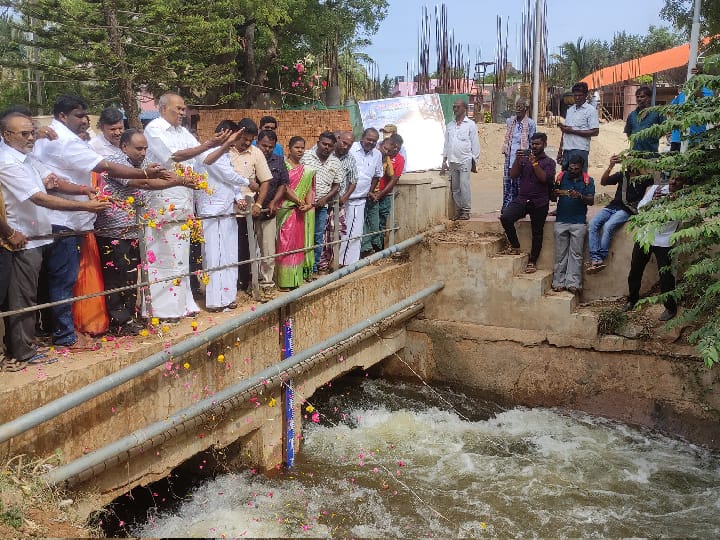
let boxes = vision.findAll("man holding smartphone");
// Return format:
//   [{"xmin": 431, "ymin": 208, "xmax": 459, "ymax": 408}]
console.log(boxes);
[{"xmin": 499, "ymin": 132, "xmax": 556, "ymax": 274}]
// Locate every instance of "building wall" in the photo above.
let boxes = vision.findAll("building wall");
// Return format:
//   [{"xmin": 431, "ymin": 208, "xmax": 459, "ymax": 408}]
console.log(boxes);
[{"xmin": 196, "ymin": 109, "xmax": 352, "ymax": 152}]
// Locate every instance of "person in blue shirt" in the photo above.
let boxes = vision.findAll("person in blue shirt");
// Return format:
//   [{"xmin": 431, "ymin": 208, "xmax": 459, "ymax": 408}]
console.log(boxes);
[
  {"xmin": 551, "ymin": 154, "xmax": 595, "ymax": 294},
  {"xmin": 251, "ymin": 115, "xmax": 284, "ymax": 157},
  {"xmin": 669, "ymin": 87, "xmax": 714, "ymax": 151},
  {"xmin": 624, "ymin": 85, "xmax": 664, "ymax": 154}
]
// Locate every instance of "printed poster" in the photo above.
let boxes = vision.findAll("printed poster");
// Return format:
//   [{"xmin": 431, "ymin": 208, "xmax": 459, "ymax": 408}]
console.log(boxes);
[{"xmin": 358, "ymin": 94, "xmax": 445, "ymax": 172}]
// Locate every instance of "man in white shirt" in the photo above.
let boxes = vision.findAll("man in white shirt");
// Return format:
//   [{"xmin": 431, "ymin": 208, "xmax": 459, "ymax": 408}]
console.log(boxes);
[
  {"xmin": 624, "ymin": 177, "xmax": 685, "ymax": 322},
  {"xmin": 32, "ymin": 95, "xmax": 167, "ymax": 349},
  {"xmin": 143, "ymin": 92, "xmax": 229, "ymax": 321},
  {"xmin": 196, "ymin": 121, "xmax": 250, "ymax": 310},
  {"xmin": 1, "ymin": 112, "xmax": 110, "ymax": 364},
  {"xmin": 343, "ymin": 128, "xmax": 382, "ymax": 265},
  {"xmin": 441, "ymin": 100, "xmax": 480, "ymax": 220},
  {"xmin": 557, "ymin": 82, "xmax": 599, "ymax": 172},
  {"xmin": 88, "ymin": 107, "xmax": 124, "ymax": 158}
]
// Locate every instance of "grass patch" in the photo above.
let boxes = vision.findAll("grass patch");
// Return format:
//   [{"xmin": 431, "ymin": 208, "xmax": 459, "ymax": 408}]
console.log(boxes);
[
  {"xmin": 0, "ymin": 452, "xmax": 97, "ymax": 537},
  {"xmin": 0, "ymin": 500, "xmax": 23, "ymax": 529},
  {"xmin": 597, "ymin": 308, "xmax": 628, "ymax": 335}
]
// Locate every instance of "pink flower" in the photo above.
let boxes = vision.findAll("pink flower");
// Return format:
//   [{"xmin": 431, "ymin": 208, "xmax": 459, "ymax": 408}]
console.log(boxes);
[
  {"xmin": 321, "ymin": 80, "xmax": 328, "ymax": 88},
  {"xmin": 311, "ymin": 411, "xmax": 320, "ymax": 423},
  {"xmin": 296, "ymin": 63, "xmax": 304, "ymax": 74},
  {"xmin": 146, "ymin": 250, "xmax": 156, "ymax": 263}
]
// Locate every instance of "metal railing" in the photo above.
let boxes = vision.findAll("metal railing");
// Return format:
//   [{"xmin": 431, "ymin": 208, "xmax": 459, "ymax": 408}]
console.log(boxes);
[
  {"xmin": 0, "ymin": 223, "xmax": 444, "ymax": 446},
  {"xmin": 0, "ymin": 191, "xmax": 400, "ymax": 317},
  {"xmin": 43, "ymin": 282, "xmax": 443, "ymax": 486}
]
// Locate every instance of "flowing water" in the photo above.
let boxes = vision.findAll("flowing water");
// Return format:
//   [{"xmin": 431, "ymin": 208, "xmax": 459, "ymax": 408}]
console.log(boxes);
[{"xmin": 133, "ymin": 377, "xmax": 720, "ymax": 538}]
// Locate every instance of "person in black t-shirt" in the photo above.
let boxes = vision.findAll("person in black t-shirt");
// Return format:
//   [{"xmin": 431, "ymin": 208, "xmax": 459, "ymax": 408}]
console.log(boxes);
[{"xmin": 586, "ymin": 155, "xmax": 654, "ymax": 273}]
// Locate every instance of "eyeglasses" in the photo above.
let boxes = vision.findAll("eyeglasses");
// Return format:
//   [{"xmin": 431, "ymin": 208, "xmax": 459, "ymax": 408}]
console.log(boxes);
[{"xmin": 4, "ymin": 129, "xmax": 36, "ymax": 138}]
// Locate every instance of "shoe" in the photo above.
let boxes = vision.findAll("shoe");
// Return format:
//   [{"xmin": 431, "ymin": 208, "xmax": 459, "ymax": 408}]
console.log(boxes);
[
  {"xmin": 551, "ymin": 285, "xmax": 565, "ymax": 292},
  {"xmin": 623, "ymin": 301, "xmax": 635, "ymax": 312},
  {"xmin": 586, "ymin": 261, "xmax": 607, "ymax": 274},
  {"xmin": 658, "ymin": 308, "xmax": 676, "ymax": 322},
  {"xmin": 112, "ymin": 320, "xmax": 146, "ymax": 336},
  {"xmin": 567, "ymin": 286, "xmax": 580, "ymax": 295}
]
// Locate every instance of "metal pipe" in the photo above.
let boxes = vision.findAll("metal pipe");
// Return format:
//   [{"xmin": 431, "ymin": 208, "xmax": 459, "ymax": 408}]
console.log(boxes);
[
  {"xmin": 530, "ymin": 0, "xmax": 542, "ymax": 122},
  {"xmin": 389, "ymin": 192, "xmax": 396, "ymax": 248},
  {"xmin": 331, "ymin": 198, "xmax": 340, "ymax": 271},
  {"xmin": 43, "ymin": 284, "xmax": 442, "ymax": 486},
  {"xmin": 0, "ymin": 223, "xmax": 401, "ymax": 319},
  {"xmin": 686, "ymin": 0, "xmax": 702, "ymax": 81},
  {"xmin": 0, "ymin": 224, "xmax": 445, "ymax": 444}
]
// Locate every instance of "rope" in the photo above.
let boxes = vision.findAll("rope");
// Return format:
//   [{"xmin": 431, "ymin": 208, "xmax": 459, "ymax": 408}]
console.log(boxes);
[{"xmin": 0, "ymin": 225, "xmax": 400, "ymax": 319}]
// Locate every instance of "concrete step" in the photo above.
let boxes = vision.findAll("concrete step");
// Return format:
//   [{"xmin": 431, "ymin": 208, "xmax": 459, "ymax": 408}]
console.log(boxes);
[
  {"xmin": 568, "ymin": 311, "xmax": 599, "ymax": 339},
  {"xmin": 539, "ymin": 290, "xmax": 579, "ymax": 314},
  {"xmin": 454, "ymin": 218, "xmax": 504, "ymax": 235},
  {"xmin": 477, "ymin": 236, "xmax": 505, "ymax": 256},
  {"xmin": 511, "ymin": 270, "xmax": 553, "ymax": 299},
  {"xmin": 487, "ymin": 253, "xmax": 528, "ymax": 277}
]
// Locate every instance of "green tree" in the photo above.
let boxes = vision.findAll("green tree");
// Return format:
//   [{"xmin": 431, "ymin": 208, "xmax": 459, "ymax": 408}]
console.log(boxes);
[
  {"xmin": 626, "ymin": 59, "xmax": 720, "ymax": 366},
  {"xmin": 380, "ymin": 75, "xmax": 395, "ymax": 98},
  {"xmin": 661, "ymin": 0, "xmax": 720, "ymax": 38},
  {"xmin": 1, "ymin": 0, "xmax": 387, "ymax": 119},
  {"xmin": 549, "ymin": 38, "xmax": 607, "ymax": 87}
]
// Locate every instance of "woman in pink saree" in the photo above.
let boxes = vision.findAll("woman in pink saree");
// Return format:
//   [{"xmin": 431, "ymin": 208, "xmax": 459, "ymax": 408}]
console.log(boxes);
[{"xmin": 276, "ymin": 136, "xmax": 315, "ymax": 289}]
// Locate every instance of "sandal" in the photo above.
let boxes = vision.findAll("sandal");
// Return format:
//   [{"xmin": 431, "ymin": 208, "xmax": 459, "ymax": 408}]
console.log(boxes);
[
  {"xmin": 0, "ymin": 358, "xmax": 25, "ymax": 372},
  {"xmin": 25, "ymin": 352, "xmax": 58, "ymax": 365},
  {"xmin": 525, "ymin": 262, "xmax": 537, "ymax": 274},
  {"xmin": 551, "ymin": 285, "xmax": 565, "ymax": 292},
  {"xmin": 499, "ymin": 246, "xmax": 521, "ymax": 255},
  {"xmin": 586, "ymin": 261, "xmax": 607, "ymax": 274}
]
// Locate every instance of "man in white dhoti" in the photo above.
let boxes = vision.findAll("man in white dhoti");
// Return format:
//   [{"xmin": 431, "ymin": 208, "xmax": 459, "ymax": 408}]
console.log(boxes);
[
  {"xmin": 343, "ymin": 128, "xmax": 382, "ymax": 265},
  {"xmin": 144, "ymin": 92, "xmax": 230, "ymax": 321},
  {"xmin": 196, "ymin": 121, "xmax": 250, "ymax": 311}
]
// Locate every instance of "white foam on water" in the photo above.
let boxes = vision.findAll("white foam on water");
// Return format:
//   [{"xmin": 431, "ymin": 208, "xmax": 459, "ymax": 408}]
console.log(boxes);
[{"xmin": 135, "ymin": 380, "xmax": 720, "ymax": 538}]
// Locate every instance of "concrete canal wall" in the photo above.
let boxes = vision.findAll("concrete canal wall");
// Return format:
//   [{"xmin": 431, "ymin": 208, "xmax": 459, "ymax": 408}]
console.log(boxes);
[
  {"xmin": 383, "ymin": 223, "xmax": 720, "ymax": 449},
  {"xmin": 2, "ymin": 171, "xmax": 718, "ymax": 510}
]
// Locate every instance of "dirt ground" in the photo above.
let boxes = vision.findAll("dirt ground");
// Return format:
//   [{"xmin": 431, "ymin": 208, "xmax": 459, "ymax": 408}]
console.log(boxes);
[{"xmin": 471, "ymin": 119, "xmax": 631, "ymax": 215}]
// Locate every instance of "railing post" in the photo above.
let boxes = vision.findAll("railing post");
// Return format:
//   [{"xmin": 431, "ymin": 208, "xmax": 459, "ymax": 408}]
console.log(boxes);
[
  {"xmin": 331, "ymin": 198, "xmax": 340, "ymax": 271},
  {"xmin": 136, "ymin": 204, "xmax": 153, "ymax": 317},
  {"xmin": 244, "ymin": 194, "xmax": 261, "ymax": 301},
  {"xmin": 389, "ymin": 191, "xmax": 396, "ymax": 248}
]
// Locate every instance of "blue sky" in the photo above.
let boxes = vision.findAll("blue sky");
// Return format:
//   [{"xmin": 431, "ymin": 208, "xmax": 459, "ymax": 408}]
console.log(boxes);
[{"xmin": 363, "ymin": 0, "xmax": 675, "ymax": 79}]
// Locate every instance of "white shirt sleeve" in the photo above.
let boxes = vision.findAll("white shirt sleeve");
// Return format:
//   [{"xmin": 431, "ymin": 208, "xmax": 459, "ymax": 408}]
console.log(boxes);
[
  {"xmin": 47, "ymin": 138, "xmax": 103, "ymax": 174},
  {"xmin": 144, "ymin": 124, "xmax": 175, "ymax": 167},
  {"xmin": 373, "ymin": 153, "xmax": 383, "ymax": 178},
  {"xmin": 470, "ymin": 123, "xmax": 481, "ymax": 161},
  {"xmin": 209, "ymin": 154, "xmax": 249, "ymax": 188},
  {"xmin": 0, "ymin": 162, "xmax": 42, "ymax": 202},
  {"xmin": 637, "ymin": 185, "xmax": 665, "ymax": 209}
]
